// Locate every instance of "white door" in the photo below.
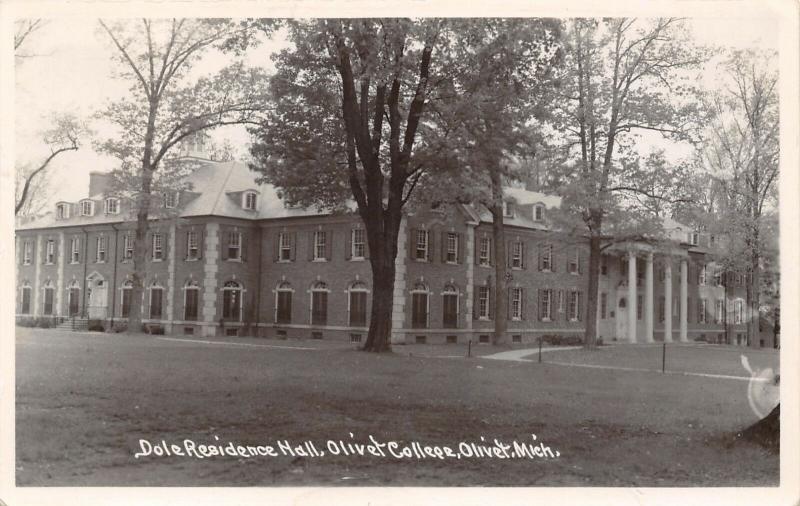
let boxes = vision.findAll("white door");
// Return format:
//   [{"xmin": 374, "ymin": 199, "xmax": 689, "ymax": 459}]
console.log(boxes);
[
  {"xmin": 616, "ymin": 297, "xmax": 628, "ymax": 342},
  {"xmin": 88, "ymin": 280, "xmax": 108, "ymax": 318}
]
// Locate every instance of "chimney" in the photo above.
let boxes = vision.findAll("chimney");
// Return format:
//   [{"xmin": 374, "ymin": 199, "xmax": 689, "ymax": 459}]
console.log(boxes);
[{"xmin": 89, "ymin": 171, "xmax": 113, "ymax": 197}]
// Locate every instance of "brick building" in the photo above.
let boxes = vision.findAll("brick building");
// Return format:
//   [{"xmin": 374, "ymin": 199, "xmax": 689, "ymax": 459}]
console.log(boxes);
[{"xmin": 15, "ymin": 154, "xmax": 765, "ymax": 347}]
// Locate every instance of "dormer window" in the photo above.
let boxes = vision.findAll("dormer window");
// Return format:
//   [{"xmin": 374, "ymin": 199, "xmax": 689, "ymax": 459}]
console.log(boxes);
[
  {"xmin": 56, "ymin": 203, "xmax": 70, "ymax": 220},
  {"xmin": 164, "ymin": 191, "xmax": 179, "ymax": 209},
  {"xmin": 243, "ymin": 191, "xmax": 258, "ymax": 211},
  {"xmin": 104, "ymin": 198, "xmax": 120, "ymax": 215},
  {"xmin": 533, "ymin": 204, "xmax": 545, "ymax": 222},
  {"xmin": 502, "ymin": 201, "xmax": 513, "ymax": 218},
  {"xmin": 688, "ymin": 232, "xmax": 699, "ymax": 246},
  {"xmin": 80, "ymin": 200, "xmax": 95, "ymax": 216}
]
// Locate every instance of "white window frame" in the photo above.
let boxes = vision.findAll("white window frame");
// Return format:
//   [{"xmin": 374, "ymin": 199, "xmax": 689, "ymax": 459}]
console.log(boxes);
[
  {"xmin": 279, "ymin": 232, "xmax": 292, "ymax": 262},
  {"xmin": 56, "ymin": 203, "xmax": 70, "ymax": 220},
  {"xmin": 70, "ymin": 238, "xmax": 80, "ymax": 263},
  {"xmin": 699, "ymin": 264, "xmax": 707, "ymax": 285},
  {"xmin": 123, "ymin": 234, "xmax": 133, "ymax": 261},
  {"xmin": 715, "ymin": 299, "xmax": 724, "ymax": 324},
  {"xmin": 183, "ymin": 281, "xmax": 200, "ymax": 321},
  {"xmin": 568, "ymin": 290, "xmax": 580, "ymax": 321},
  {"xmin": 152, "ymin": 233, "xmax": 164, "ymax": 261},
  {"xmin": 734, "ymin": 299, "xmax": 744, "ymax": 324},
  {"xmin": 96, "ymin": 235, "xmax": 107, "ymax": 263},
  {"xmin": 511, "ymin": 241, "xmax": 523, "ymax": 269},
  {"xmin": 541, "ymin": 244, "xmax": 552, "ymax": 271},
  {"xmin": 568, "ymin": 249, "xmax": 580, "ymax": 274},
  {"xmin": 533, "ymin": 204, "xmax": 545, "ymax": 222},
  {"xmin": 689, "ymin": 232, "xmax": 699, "ymax": 246},
  {"xmin": 275, "ymin": 282, "xmax": 294, "ymax": 323},
  {"xmin": 20, "ymin": 283, "xmax": 32, "ymax": 314},
  {"xmin": 698, "ymin": 298, "xmax": 707, "ymax": 324},
  {"xmin": 540, "ymin": 288, "xmax": 552, "ymax": 321},
  {"xmin": 104, "ymin": 198, "xmax": 119, "ymax": 215},
  {"xmin": 313, "ymin": 230, "xmax": 327, "ymax": 261},
  {"xmin": 511, "ymin": 287, "xmax": 522, "ymax": 320},
  {"xmin": 309, "ymin": 281, "xmax": 330, "ymax": 325},
  {"xmin": 149, "ymin": 284, "xmax": 164, "ymax": 320},
  {"xmin": 221, "ymin": 280, "xmax": 244, "ymax": 322},
  {"xmin": 351, "ymin": 228, "xmax": 365, "ymax": 259},
  {"xmin": 415, "ymin": 229, "xmax": 428, "ymax": 261},
  {"xmin": 80, "ymin": 200, "xmax": 94, "ymax": 216},
  {"xmin": 446, "ymin": 233, "xmax": 458, "ymax": 264},
  {"xmin": 243, "ymin": 191, "xmax": 258, "ymax": 211},
  {"xmin": 45, "ymin": 240, "xmax": 55, "ymax": 264},
  {"xmin": 347, "ymin": 282, "xmax": 369, "ymax": 327},
  {"xmin": 187, "ymin": 231, "xmax": 199, "ymax": 260},
  {"xmin": 164, "ymin": 191, "xmax": 179, "ymax": 209},
  {"xmin": 479, "ymin": 237, "xmax": 491, "ymax": 266},
  {"xmin": 502, "ymin": 201, "xmax": 513, "ymax": 218},
  {"xmin": 478, "ymin": 285, "xmax": 490, "ymax": 319},
  {"xmin": 227, "ymin": 231, "xmax": 242, "ymax": 260}
]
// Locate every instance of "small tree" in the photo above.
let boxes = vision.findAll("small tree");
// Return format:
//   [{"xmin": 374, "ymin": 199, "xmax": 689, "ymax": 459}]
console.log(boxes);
[{"xmin": 96, "ymin": 18, "xmax": 270, "ymax": 332}]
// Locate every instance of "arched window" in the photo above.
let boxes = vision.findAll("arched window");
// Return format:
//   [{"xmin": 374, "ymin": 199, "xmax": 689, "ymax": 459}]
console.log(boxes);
[
  {"xmin": 149, "ymin": 281, "xmax": 164, "ymax": 320},
  {"xmin": 43, "ymin": 280, "xmax": 55, "ymax": 316},
  {"xmin": 311, "ymin": 281, "xmax": 329, "ymax": 326},
  {"xmin": 120, "ymin": 280, "xmax": 133, "ymax": 318},
  {"xmin": 68, "ymin": 279, "xmax": 81, "ymax": 316},
  {"xmin": 20, "ymin": 281, "xmax": 32, "ymax": 315},
  {"xmin": 348, "ymin": 281, "xmax": 368, "ymax": 327},
  {"xmin": 442, "ymin": 284, "xmax": 459, "ymax": 329},
  {"xmin": 276, "ymin": 281, "xmax": 293, "ymax": 324},
  {"xmin": 411, "ymin": 282, "xmax": 429, "ymax": 329},
  {"xmin": 184, "ymin": 280, "xmax": 200, "ymax": 321},
  {"xmin": 222, "ymin": 281, "xmax": 243, "ymax": 321}
]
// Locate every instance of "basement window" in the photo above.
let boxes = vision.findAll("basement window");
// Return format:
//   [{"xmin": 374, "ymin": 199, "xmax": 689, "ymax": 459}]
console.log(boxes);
[
  {"xmin": 446, "ymin": 335, "xmax": 457, "ymax": 344},
  {"xmin": 415, "ymin": 335, "xmax": 427, "ymax": 344},
  {"xmin": 350, "ymin": 333, "xmax": 362, "ymax": 343},
  {"xmin": 479, "ymin": 335, "xmax": 490, "ymax": 344},
  {"xmin": 512, "ymin": 334, "xmax": 522, "ymax": 343}
]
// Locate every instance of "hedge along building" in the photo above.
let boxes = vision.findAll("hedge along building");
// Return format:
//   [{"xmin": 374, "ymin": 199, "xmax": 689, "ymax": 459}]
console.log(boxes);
[{"xmin": 14, "ymin": 151, "xmax": 761, "ymax": 347}]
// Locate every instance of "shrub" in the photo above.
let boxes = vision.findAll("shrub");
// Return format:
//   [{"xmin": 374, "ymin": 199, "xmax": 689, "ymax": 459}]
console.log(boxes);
[
  {"xmin": 88, "ymin": 320, "xmax": 105, "ymax": 332},
  {"xmin": 694, "ymin": 335, "xmax": 707, "ymax": 342},
  {"xmin": 35, "ymin": 317, "xmax": 55, "ymax": 328},
  {"xmin": 16, "ymin": 317, "xmax": 36, "ymax": 327},
  {"xmin": 540, "ymin": 334, "xmax": 584, "ymax": 346},
  {"xmin": 150, "ymin": 325, "xmax": 165, "ymax": 335},
  {"xmin": 113, "ymin": 323, "xmax": 128, "ymax": 333}
]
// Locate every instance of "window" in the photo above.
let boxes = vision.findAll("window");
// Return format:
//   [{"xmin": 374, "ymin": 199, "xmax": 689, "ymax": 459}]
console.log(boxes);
[
  {"xmin": 734, "ymin": 299, "xmax": 743, "ymax": 324},
  {"xmin": 276, "ymin": 282, "xmax": 292, "ymax": 324},
  {"xmin": 70, "ymin": 238, "xmax": 80, "ymax": 263},
  {"xmin": 415, "ymin": 229, "xmax": 429, "ymax": 261},
  {"xmin": 446, "ymin": 233, "xmax": 458, "ymax": 264},
  {"xmin": 311, "ymin": 281, "xmax": 329, "ymax": 326},
  {"xmin": 279, "ymin": 232, "xmax": 292, "ymax": 261},
  {"xmin": 313, "ymin": 231, "xmax": 327, "ymax": 261},
  {"xmin": 43, "ymin": 282, "xmax": 55, "ymax": 315},
  {"xmin": 96, "ymin": 236, "xmax": 107, "ymax": 263},
  {"xmin": 502, "ymin": 201, "xmax": 513, "ymax": 217},
  {"xmin": 349, "ymin": 282, "xmax": 368, "ymax": 327},
  {"xmin": 558, "ymin": 289, "xmax": 564, "ymax": 314},
  {"xmin": 710, "ymin": 235, "xmax": 716, "ymax": 247},
  {"xmin": 56, "ymin": 203, "xmax": 70, "ymax": 219},
  {"xmin": 567, "ymin": 291, "xmax": 581, "ymax": 321},
  {"xmin": 152, "ymin": 233, "xmax": 164, "ymax": 261},
  {"xmin": 227, "ymin": 231, "xmax": 242, "ymax": 260},
  {"xmin": 511, "ymin": 241, "xmax": 524, "ymax": 269},
  {"xmin": 601, "ymin": 292, "xmax": 608, "ymax": 319},
  {"xmin": 123, "ymin": 234, "xmax": 133, "ymax": 261},
  {"xmin": 121, "ymin": 280, "xmax": 133, "ymax": 318},
  {"xmin": 533, "ymin": 204, "xmax": 544, "ymax": 222},
  {"xmin": 442, "ymin": 285, "xmax": 458, "ymax": 328},
  {"xmin": 658, "ymin": 296, "xmax": 665, "ymax": 322},
  {"xmin": 222, "ymin": 281, "xmax": 242, "ymax": 321},
  {"xmin": 150, "ymin": 284, "xmax": 164, "ymax": 319},
  {"xmin": 713, "ymin": 269, "xmax": 722, "ymax": 287},
  {"xmin": 478, "ymin": 237, "xmax": 491, "ymax": 266},
  {"xmin": 699, "ymin": 264, "xmax": 707, "ymax": 285},
  {"xmin": 510, "ymin": 287, "xmax": 523, "ymax": 320},
  {"xmin": 184, "ymin": 281, "xmax": 199, "ymax": 321},
  {"xmin": 187, "ymin": 231, "xmax": 199, "ymax": 260},
  {"xmin": 539, "ymin": 244, "xmax": 553, "ymax": 272},
  {"xmin": 688, "ymin": 232, "xmax": 699, "ymax": 246},
  {"xmin": 23, "ymin": 241, "xmax": 32, "ymax": 265},
  {"xmin": 539, "ymin": 289, "xmax": 552, "ymax": 321},
  {"xmin": 104, "ymin": 198, "xmax": 119, "ymax": 214},
  {"xmin": 80, "ymin": 200, "xmax": 94, "ymax": 216},
  {"xmin": 715, "ymin": 299, "xmax": 724, "ymax": 324},
  {"xmin": 351, "ymin": 228, "xmax": 366, "ymax": 259},
  {"xmin": 243, "ymin": 191, "xmax": 258, "ymax": 210},
  {"xmin": 164, "ymin": 191, "xmax": 179, "ymax": 209},
  {"xmin": 637, "ymin": 295, "xmax": 643, "ymax": 320},
  {"xmin": 698, "ymin": 299, "xmax": 707, "ymax": 324},
  {"xmin": 45, "ymin": 240, "xmax": 55, "ymax": 264},
  {"xmin": 411, "ymin": 282, "xmax": 429, "ymax": 328},
  {"xmin": 20, "ymin": 284, "xmax": 31, "ymax": 314},
  {"xmin": 477, "ymin": 285, "xmax": 490, "ymax": 319},
  {"xmin": 568, "ymin": 250, "xmax": 580, "ymax": 274}
]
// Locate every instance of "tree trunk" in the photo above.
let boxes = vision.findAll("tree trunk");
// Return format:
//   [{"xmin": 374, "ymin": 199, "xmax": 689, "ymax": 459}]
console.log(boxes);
[
  {"xmin": 740, "ymin": 403, "xmax": 779, "ymax": 452},
  {"xmin": 584, "ymin": 222, "xmax": 602, "ymax": 348},
  {"xmin": 489, "ymin": 171, "xmax": 507, "ymax": 346},
  {"xmin": 126, "ymin": 167, "xmax": 153, "ymax": 333},
  {"xmin": 361, "ymin": 209, "xmax": 402, "ymax": 352},
  {"xmin": 746, "ymin": 227, "xmax": 761, "ymax": 347}
]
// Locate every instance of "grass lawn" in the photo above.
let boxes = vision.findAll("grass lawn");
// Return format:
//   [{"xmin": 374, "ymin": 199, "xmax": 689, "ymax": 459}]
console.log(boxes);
[{"xmin": 15, "ymin": 327, "xmax": 778, "ymax": 486}]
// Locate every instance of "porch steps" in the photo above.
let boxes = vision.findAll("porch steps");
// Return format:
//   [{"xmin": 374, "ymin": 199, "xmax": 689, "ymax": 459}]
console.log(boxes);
[{"xmin": 56, "ymin": 318, "xmax": 89, "ymax": 331}]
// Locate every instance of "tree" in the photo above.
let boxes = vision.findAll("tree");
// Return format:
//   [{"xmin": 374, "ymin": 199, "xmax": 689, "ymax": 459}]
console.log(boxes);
[
  {"xmin": 249, "ymin": 19, "xmax": 561, "ymax": 351},
  {"xmin": 96, "ymin": 18, "xmax": 270, "ymax": 332},
  {"xmin": 545, "ymin": 18, "xmax": 705, "ymax": 347},
  {"xmin": 14, "ymin": 19, "xmax": 46, "ymax": 59},
  {"xmin": 699, "ymin": 49, "xmax": 778, "ymax": 347},
  {"xmin": 15, "ymin": 113, "xmax": 85, "ymax": 216}
]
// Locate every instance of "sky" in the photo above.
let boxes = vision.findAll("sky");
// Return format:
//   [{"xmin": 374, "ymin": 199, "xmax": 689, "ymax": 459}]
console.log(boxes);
[{"xmin": 12, "ymin": 14, "xmax": 779, "ymax": 207}]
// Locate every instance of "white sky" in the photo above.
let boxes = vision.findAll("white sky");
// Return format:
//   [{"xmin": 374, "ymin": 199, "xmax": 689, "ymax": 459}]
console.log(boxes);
[{"xmin": 12, "ymin": 15, "xmax": 778, "ymax": 205}]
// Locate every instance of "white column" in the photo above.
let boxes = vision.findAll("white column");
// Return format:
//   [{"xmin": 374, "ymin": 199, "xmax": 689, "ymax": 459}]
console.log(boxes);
[
  {"xmin": 628, "ymin": 250, "xmax": 637, "ymax": 343},
  {"xmin": 680, "ymin": 258, "xmax": 688, "ymax": 342},
  {"xmin": 644, "ymin": 252, "xmax": 654, "ymax": 343},
  {"xmin": 390, "ymin": 216, "xmax": 408, "ymax": 344},
  {"xmin": 664, "ymin": 259, "xmax": 673, "ymax": 343}
]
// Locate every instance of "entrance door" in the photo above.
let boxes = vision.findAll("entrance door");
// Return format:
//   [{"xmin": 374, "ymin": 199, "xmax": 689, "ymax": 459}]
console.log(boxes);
[
  {"xmin": 88, "ymin": 279, "xmax": 108, "ymax": 319},
  {"xmin": 68, "ymin": 288, "xmax": 80, "ymax": 316},
  {"xmin": 616, "ymin": 297, "xmax": 628, "ymax": 342}
]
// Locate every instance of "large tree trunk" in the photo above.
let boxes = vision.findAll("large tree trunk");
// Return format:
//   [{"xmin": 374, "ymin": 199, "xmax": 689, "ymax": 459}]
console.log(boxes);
[
  {"xmin": 362, "ymin": 208, "xmax": 402, "ymax": 352},
  {"xmin": 746, "ymin": 226, "xmax": 761, "ymax": 347},
  {"xmin": 584, "ymin": 217, "xmax": 602, "ymax": 348},
  {"xmin": 740, "ymin": 403, "xmax": 779, "ymax": 452},
  {"xmin": 489, "ymin": 171, "xmax": 507, "ymax": 346},
  {"xmin": 127, "ymin": 166, "xmax": 153, "ymax": 333}
]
